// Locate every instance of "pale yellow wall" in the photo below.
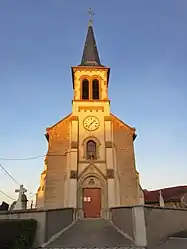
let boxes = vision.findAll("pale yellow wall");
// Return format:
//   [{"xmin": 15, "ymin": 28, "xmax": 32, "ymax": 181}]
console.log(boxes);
[
  {"xmin": 78, "ymin": 162, "xmax": 106, "ymax": 176},
  {"xmin": 36, "ymin": 159, "xmax": 47, "ymax": 208},
  {"xmin": 36, "ymin": 173, "xmax": 46, "ymax": 208},
  {"xmin": 111, "ymin": 115, "xmax": 139, "ymax": 205},
  {"xmin": 73, "ymin": 67, "xmax": 109, "ymax": 100},
  {"xmin": 78, "ymin": 113, "xmax": 107, "ymax": 160},
  {"xmin": 139, "ymin": 186, "xmax": 145, "ymax": 205},
  {"xmin": 72, "ymin": 67, "xmax": 111, "ymax": 184},
  {"xmin": 37, "ymin": 115, "xmax": 71, "ymax": 209}
]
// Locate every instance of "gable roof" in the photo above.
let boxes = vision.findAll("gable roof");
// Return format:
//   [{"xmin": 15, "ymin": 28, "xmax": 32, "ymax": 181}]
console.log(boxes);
[
  {"xmin": 46, "ymin": 113, "xmax": 72, "ymax": 132},
  {"xmin": 45, "ymin": 113, "xmax": 72, "ymax": 141},
  {"xmin": 110, "ymin": 113, "xmax": 137, "ymax": 140},
  {"xmin": 144, "ymin": 186, "xmax": 187, "ymax": 203}
]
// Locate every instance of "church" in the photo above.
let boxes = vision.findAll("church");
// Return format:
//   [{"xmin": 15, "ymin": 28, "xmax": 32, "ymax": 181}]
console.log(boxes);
[{"xmin": 36, "ymin": 17, "xmax": 144, "ymax": 219}]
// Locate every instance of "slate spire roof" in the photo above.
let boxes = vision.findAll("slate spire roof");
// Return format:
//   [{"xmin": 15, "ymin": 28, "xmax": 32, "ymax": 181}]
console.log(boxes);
[{"xmin": 80, "ymin": 21, "xmax": 103, "ymax": 67}]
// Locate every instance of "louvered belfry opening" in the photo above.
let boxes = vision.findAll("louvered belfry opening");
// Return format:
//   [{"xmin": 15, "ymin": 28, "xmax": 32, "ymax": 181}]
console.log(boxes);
[
  {"xmin": 82, "ymin": 80, "xmax": 89, "ymax": 99},
  {"xmin": 92, "ymin": 79, "xmax": 99, "ymax": 99}
]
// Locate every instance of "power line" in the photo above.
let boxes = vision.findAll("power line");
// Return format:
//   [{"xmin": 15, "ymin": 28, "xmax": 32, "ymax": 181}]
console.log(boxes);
[
  {"xmin": 0, "ymin": 163, "xmax": 20, "ymax": 186},
  {"xmin": 0, "ymin": 152, "xmax": 70, "ymax": 161},
  {"xmin": 0, "ymin": 155, "xmax": 44, "ymax": 161},
  {"xmin": 0, "ymin": 190, "xmax": 15, "ymax": 201},
  {"xmin": 0, "ymin": 164, "xmax": 37, "ymax": 204},
  {"xmin": 0, "ymin": 163, "xmax": 36, "ymax": 197},
  {"xmin": 0, "ymin": 153, "xmax": 70, "ymax": 201}
]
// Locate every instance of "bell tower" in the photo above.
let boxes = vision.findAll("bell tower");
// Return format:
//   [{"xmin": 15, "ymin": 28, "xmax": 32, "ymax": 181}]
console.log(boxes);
[
  {"xmin": 71, "ymin": 11, "xmax": 110, "ymax": 114},
  {"xmin": 68, "ymin": 11, "xmax": 116, "ymax": 218}
]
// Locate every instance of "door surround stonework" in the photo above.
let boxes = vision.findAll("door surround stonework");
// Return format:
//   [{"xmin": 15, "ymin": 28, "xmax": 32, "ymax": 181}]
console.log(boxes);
[{"xmin": 77, "ymin": 169, "xmax": 108, "ymax": 219}]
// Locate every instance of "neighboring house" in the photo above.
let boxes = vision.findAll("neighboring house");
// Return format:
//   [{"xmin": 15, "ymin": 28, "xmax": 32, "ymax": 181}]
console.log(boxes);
[
  {"xmin": 144, "ymin": 186, "xmax": 187, "ymax": 208},
  {"xmin": 0, "ymin": 201, "xmax": 9, "ymax": 211}
]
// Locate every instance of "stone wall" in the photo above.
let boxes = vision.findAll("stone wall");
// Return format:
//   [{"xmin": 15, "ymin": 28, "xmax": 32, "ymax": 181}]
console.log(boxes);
[
  {"xmin": 111, "ymin": 206, "xmax": 147, "ymax": 247},
  {"xmin": 0, "ymin": 207, "xmax": 74, "ymax": 247},
  {"xmin": 111, "ymin": 207, "xmax": 134, "ymax": 242},
  {"xmin": 145, "ymin": 206, "xmax": 187, "ymax": 245},
  {"xmin": 45, "ymin": 208, "xmax": 74, "ymax": 241},
  {"xmin": 111, "ymin": 205, "xmax": 187, "ymax": 247}
]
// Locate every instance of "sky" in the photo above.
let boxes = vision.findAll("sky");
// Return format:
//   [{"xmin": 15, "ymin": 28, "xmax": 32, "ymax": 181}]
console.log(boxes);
[{"xmin": 0, "ymin": 0, "xmax": 187, "ymax": 204}]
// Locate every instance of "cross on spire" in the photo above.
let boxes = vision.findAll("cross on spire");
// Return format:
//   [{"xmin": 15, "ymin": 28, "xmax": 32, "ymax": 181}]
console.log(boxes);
[
  {"xmin": 88, "ymin": 8, "xmax": 94, "ymax": 26},
  {"xmin": 79, "ymin": 8, "xmax": 103, "ymax": 67}
]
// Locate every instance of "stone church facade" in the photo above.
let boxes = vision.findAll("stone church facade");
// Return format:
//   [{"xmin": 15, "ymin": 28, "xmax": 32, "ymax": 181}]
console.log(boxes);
[{"xmin": 36, "ymin": 20, "xmax": 144, "ymax": 218}]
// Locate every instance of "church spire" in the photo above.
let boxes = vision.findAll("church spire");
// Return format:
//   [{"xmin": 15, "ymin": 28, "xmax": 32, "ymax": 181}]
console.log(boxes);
[{"xmin": 80, "ymin": 8, "xmax": 103, "ymax": 67}]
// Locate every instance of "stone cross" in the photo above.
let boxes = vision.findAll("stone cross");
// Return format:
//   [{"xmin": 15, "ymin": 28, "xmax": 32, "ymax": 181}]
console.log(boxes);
[{"xmin": 13, "ymin": 185, "xmax": 27, "ymax": 210}]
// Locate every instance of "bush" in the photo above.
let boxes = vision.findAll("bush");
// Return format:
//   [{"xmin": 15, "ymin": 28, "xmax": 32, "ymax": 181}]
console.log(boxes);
[{"xmin": 0, "ymin": 219, "xmax": 37, "ymax": 249}]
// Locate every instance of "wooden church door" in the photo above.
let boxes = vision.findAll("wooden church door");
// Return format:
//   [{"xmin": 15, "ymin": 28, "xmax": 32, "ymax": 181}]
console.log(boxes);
[{"xmin": 83, "ymin": 188, "xmax": 101, "ymax": 218}]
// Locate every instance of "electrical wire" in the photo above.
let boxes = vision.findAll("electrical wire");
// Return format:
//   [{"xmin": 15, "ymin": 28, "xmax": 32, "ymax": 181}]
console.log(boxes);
[
  {"xmin": 0, "ymin": 155, "xmax": 45, "ymax": 161},
  {"xmin": 0, "ymin": 163, "xmax": 20, "ymax": 202},
  {"xmin": 0, "ymin": 163, "xmax": 35, "ymax": 199},
  {"xmin": 0, "ymin": 152, "xmax": 70, "ymax": 161},
  {"xmin": 0, "ymin": 190, "xmax": 15, "ymax": 201},
  {"xmin": 0, "ymin": 152, "xmax": 70, "ymax": 203},
  {"xmin": 0, "ymin": 163, "xmax": 20, "ymax": 186}
]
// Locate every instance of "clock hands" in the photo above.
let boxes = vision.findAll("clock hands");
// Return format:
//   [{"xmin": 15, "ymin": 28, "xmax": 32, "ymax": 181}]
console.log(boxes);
[{"xmin": 88, "ymin": 120, "xmax": 95, "ymax": 128}]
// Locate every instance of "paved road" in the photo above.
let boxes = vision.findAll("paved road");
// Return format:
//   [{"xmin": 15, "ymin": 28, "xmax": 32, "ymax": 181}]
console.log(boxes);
[{"xmin": 45, "ymin": 219, "xmax": 136, "ymax": 248}]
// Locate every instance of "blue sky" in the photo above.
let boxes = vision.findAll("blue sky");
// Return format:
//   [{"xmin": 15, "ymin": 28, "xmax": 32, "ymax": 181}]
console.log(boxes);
[{"xmin": 0, "ymin": 1, "xmax": 187, "ymax": 204}]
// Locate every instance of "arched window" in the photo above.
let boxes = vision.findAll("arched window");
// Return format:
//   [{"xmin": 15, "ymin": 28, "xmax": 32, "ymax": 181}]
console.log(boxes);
[
  {"xmin": 82, "ymin": 80, "xmax": 89, "ymax": 99},
  {"xmin": 92, "ymin": 79, "xmax": 99, "ymax": 99},
  {"xmin": 83, "ymin": 137, "xmax": 101, "ymax": 160},
  {"xmin": 87, "ymin": 140, "xmax": 96, "ymax": 159}
]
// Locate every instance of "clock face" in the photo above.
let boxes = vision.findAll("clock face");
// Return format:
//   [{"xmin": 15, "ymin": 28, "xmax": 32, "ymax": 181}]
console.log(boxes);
[{"xmin": 83, "ymin": 116, "xmax": 100, "ymax": 131}]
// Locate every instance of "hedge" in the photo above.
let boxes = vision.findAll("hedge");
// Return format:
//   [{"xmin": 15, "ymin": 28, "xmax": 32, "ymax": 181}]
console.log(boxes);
[{"xmin": 0, "ymin": 219, "xmax": 37, "ymax": 249}]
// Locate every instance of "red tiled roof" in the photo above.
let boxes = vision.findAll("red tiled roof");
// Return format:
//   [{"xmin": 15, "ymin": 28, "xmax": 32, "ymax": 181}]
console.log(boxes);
[{"xmin": 144, "ymin": 186, "xmax": 187, "ymax": 203}]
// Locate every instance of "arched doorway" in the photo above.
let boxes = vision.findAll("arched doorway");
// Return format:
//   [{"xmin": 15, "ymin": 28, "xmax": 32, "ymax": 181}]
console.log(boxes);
[
  {"xmin": 78, "ymin": 174, "xmax": 107, "ymax": 219},
  {"xmin": 82, "ymin": 177, "xmax": 101, "ymax": 218}
]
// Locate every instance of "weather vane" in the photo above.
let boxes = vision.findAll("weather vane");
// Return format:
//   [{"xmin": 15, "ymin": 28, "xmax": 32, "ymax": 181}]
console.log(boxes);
[{"xmin": 88, "ymin": 8, "xmax": 94, "ymax": 26}]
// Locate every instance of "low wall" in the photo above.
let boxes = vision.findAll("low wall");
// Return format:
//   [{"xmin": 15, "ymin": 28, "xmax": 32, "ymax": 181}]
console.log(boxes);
[
  {"xmin": 45, "ymin": 208, "xmax": 74, "ymax": 241},
  {"xmin": 145, "ymin": 206, "xmax": 187, "ymax": 245},
  {"xmin": 111, "ymin": 207, "xmax": 134, "ymax": 242},
  {"xmin": 0, "ymin": 207, "xmax": 74, "ymax": 247},
  {"xmin": 111, "ymin": 205, "xmax": 187, "ymax": 247},
  {"xmin": 111, "ymin": 206, "xmax": 147, "ymax": 247}
]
